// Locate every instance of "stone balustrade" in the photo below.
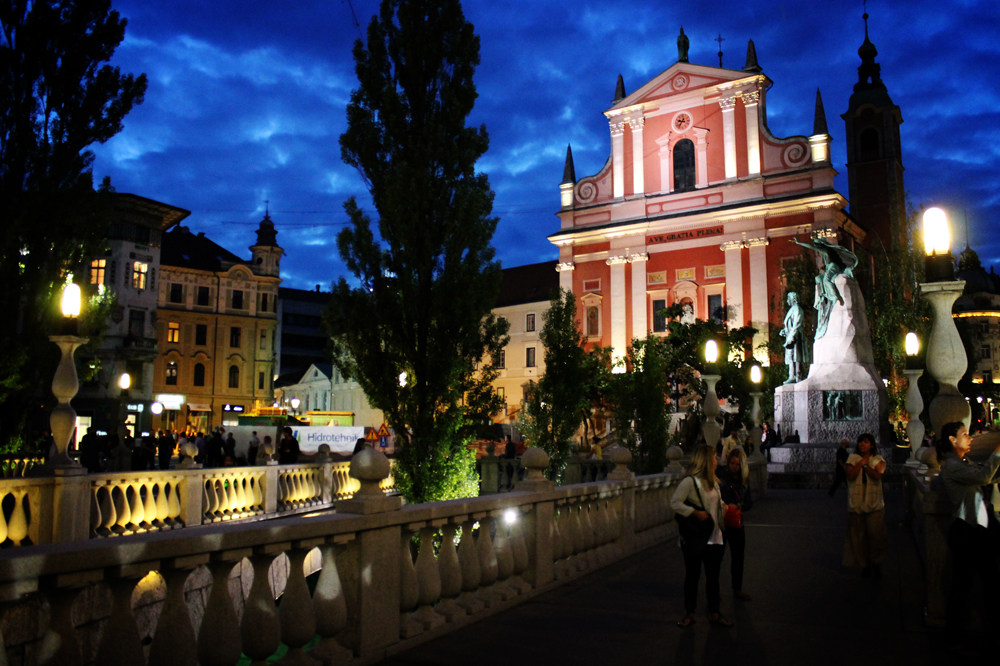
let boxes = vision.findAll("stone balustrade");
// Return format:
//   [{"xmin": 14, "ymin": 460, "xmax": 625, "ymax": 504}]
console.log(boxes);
[
  {"xmin": 0, "ymin": 460, "xmax": 397, "ymax": 548},
  {"xmin": 479, "ymin": 455, "xmax": 615, "ymax": 495},
  {"xmin": 0, "ymin": 447, "xmax": 680, "ymax": 665}
]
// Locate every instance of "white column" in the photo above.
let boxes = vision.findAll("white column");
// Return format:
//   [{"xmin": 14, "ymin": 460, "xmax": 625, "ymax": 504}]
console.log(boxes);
[
  {"xmin": 610, "ymin": 121, "xmax": 626, "ymax": 199},
  {"xmin": 629, "ymin": 252, "xmax": 648, "ymax": 339},
  {"xmin": 722, "ymin": 242, "xmax": 744, "ymax": 327},
  {"xmin": 607, "ymin": 254, "xmax": 628, "ymax": 367},
  {"xmin": 629, "ymin": 117, "xmax": 645, "ymax": 196},
  {"xmin": 693, "ymin": 128, "xmax": 709, "ymax": 189},
  {"xmin": 555, "ymin": 262, "xmax": 574, "ymax": 295},
  {"xmin": 748, "ymin": 241, "xmax": 769, "ymax": 359},
  {"xmin": 742, "ymin": 91, "xmax": 761, "ymax": 176},
  {"xmin": 656, "ymin": 134, "xmax": 672, "ymax": 192},
  {"xmin": 720, "ymin": 97, "xmax": 737, "ymax": 180}
]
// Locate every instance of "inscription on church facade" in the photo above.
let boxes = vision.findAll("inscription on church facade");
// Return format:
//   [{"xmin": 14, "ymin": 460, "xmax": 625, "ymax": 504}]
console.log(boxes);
[{"xmin": 647, "ymin": 226, "xmax": 724, "ymax": 245}]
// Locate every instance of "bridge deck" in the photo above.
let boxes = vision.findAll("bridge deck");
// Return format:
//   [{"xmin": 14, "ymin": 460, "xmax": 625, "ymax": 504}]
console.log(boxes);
[{"xmin": 383, "ymin": 489, "xmax": 959, "ymax": 666}]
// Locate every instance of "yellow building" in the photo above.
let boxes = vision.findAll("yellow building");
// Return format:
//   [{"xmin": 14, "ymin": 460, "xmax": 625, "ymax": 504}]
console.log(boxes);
[{"xmin": 152, "ymin": 213, "xmax": 283, "ymax": 433}]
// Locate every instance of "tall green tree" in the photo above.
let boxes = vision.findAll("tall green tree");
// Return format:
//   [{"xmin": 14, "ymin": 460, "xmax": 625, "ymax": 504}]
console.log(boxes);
[
  {"xmin": 519, "ymin": 289, "xmax": 599, "ymax": 479},
  {"xmin": 327, "ymin": 0, "xmax": 507, "ymax": 504},
  {"xmin": 0, "ymin": 0, "xmax": 146, "ymax": 443}
]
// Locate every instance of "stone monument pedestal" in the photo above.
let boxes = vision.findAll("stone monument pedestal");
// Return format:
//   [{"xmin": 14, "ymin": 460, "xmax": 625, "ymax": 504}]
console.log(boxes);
[{"xmin": 775, "ymin": 273, "xmax": 889, "ymax": 445}]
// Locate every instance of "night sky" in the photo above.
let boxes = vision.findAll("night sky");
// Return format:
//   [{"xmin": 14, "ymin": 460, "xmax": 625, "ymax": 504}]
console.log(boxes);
[{"xmin": 90, "ymin": 0, "xmax": 1000, "ymax": 290}]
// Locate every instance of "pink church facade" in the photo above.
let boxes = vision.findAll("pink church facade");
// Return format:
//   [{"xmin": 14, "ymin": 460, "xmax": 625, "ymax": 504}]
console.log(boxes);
[{"xmin": 551, "ymin": 39, "xmax": 867, "ymax": 366}]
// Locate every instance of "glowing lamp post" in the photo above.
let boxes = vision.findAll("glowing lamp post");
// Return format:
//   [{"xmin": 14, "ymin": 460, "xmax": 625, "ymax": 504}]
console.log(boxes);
[
  {"xmin": 919, "ymin": 207, "xmax": 970, "ymax": 433},
  {"xmin": 48, "ymin": 283, "xmax": 89, "ymax": 471},
  {"xmin": 903, "ymin": 332, "xmax": 925, "ymax": 467},
  {"xmin": 701, "ymin": 340, "xmax": 722, "ymax": 450},
  {"xmin": 290, "ymin": 397, "xmax": 300, "ymax": 416}
]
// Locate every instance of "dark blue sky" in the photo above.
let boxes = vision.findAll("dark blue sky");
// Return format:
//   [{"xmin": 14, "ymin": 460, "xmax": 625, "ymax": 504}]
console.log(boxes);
[{"xmin": 92, "ymin": 0, "xmax": 1000, "ymax": 290}]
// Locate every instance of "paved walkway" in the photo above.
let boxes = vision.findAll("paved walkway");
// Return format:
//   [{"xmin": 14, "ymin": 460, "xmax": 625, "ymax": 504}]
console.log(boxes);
[{"xmin": 381, "ymin": 488, "xmax": 972, "ymax": 666}]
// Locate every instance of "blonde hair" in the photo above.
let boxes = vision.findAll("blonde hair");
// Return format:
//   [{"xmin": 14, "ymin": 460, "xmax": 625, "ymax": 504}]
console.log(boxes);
[
  {"xmin": 687, "ymin": 444, "xmax": 718, "ymax": 489},
  {"xmin": 726, "ymin": 447, "xmax": 749, "ymax": 485}
]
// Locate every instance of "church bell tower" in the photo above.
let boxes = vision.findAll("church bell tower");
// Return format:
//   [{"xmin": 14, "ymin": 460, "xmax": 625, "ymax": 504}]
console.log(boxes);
[
  {"xmin": 250, "ymin": 207, "xmax": 283, "ymax": 277},
  {"xmin": 841, "ymin": 12, "xmax": 906, "ymax": 253}
]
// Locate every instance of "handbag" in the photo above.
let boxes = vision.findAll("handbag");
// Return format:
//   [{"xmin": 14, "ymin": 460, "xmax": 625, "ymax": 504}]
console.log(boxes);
[
  {"xmin": 676, "ymin": 479, "xmax": 714, "ymax": 544},
  {"xmin": 724, "ymin": 486, "xmax": 743, "ymax": 529}
]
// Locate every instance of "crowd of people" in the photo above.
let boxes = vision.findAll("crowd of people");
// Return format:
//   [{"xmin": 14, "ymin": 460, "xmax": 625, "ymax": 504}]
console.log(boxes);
[{"xmin": 71, "ymin": 426, "xmax": 302, "ymax": 473}]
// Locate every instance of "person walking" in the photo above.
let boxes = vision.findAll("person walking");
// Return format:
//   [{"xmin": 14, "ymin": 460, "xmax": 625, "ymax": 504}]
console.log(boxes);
[
  {"xmin": 718, "ymin": 448, "xmax": 753, "ymax": 601},
  {"xmin": 278, "ymin": 427, "xmax": 300, "ymax": 465},
  {"xmin": 247, "ymin": 431, "xmax": 261, "ymax": 465},
  {"xmin": 842, "ymin": 433, "xmax": 887, "ymax": 578},
  {"xmin": 828, "ymin": 438, "xmax": 850, "ymax": 497},
  {"xmin": 936, "ymin": 421, "xmax": 1000, "ymax": 657},
  {"xmin": 156, "ymin": 431, "xmax": 174, "ymax": 470},
  {"xmin": 670, "ymin": 444, "xmax": 732, "ymax": 628}
]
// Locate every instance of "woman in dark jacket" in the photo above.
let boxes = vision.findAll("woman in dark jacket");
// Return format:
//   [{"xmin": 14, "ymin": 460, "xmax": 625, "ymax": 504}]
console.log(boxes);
[{"xmin": 718, "ymin": 448, "xmax": 753, "ymax": 601}]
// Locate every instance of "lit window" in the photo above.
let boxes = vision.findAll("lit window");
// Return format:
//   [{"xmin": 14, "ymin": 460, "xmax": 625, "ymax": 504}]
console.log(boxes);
[
  {"xmin": 132, "ymin": 262, "xmax": 148, "ymax": 289},
  {"xmin": 167, "ymin": 322, "xmax": 180, "ymax": 343},
  {"xmin": 587, "ymin": 306, "xmax": 600, "ymax": 337},
  {"xmin": 90, "ymin": 259, "xmax": 106, "ymax": 285},
  {"xmin": 497, "ymin": 387, "xmax": 505, "ymax": 400}
]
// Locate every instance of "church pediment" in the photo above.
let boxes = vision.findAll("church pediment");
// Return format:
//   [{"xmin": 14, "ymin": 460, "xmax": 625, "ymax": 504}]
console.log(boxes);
[{"xmin": 608, "ymin": 63, "xmax": 760, "ymax": 114}]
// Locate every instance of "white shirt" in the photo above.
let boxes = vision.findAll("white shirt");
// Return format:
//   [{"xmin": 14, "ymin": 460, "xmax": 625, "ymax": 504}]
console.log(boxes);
[{"xmin": 846, "ymin": 454, "xmax": 885, "ymax": 514}]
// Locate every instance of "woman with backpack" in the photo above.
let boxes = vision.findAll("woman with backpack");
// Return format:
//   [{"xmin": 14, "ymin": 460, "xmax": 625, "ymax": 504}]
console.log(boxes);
[{"xmin": 670, "ymin": 444, "xmax": 732, "ymax": 628}]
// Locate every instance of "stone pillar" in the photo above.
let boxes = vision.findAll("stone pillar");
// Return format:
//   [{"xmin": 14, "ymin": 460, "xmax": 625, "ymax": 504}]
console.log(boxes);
[
  {"xmin": 607, "ymin": 254, "xmax": 628, "ymax": 367},
  {"xmin": 748, "ymin": 239, "xmax": 769, "ymax": 354},
  {"xmin": 629, "ymin": 252, "xmax": 648, "ymax": 339},
  {"xmin": 51, "ymin": 473, "xmax": 90, "ymax": 543},
  {"xmin": 693, "ymin": 128, "xmax": 709, "ymax": 188},
  {"xmin": 629, "ymin": 117, "xmax": 645, "ymax": 195},
  {"xmin": 742, "ymin": 91, "xmax": 761, "ymax": 175},
  {"xmin": 722, "ymin": 243, "xmax": 744, "ymax": 328},
  {"xmin": 263, "ymin": 464, "xmax": 280, "ymax": 514},
  {"xmin": 922, "ymin": 281, "xmax": 971, "ymax": 432},
  {"xmin": 720, "ymin": 97, "xmax": 737, "ymax": 180},
  {"xmin": 610, "ymin": 121, "xmax": 626, "ymax": 199},
  {"xmin": 479, "ymin": 454, "xmax": 499, "ymax": 495},
  {"xmin": 555, "ymin": 261, "xmax": 574, "ymax": 296}
]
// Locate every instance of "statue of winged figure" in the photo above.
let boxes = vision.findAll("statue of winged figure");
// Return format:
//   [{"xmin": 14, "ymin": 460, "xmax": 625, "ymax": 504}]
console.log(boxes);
[{"xmin": 791, "ymin": 236, "xmax": 859, "ymax": 339}]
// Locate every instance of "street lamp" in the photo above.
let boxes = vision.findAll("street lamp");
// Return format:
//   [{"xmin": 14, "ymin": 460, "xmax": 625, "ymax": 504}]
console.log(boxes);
[
  {"xmin": 701, "ymin": 341, "xmax": 722, "ymax": 450},
  {"xmin": 290, "ymin": 397, "xmax": 300, "ymax": 415},
  {"xmin": 748, "ymin": 364, "xmax": 765, "ymax": 462},
  {"xmin": 48, "ymin": 282, "xmax": 89, "ymax": 471},
  {"xmin": 919, "ymin": 207, "xmax": 970, "ymax": 434},
  {"xmin": 903, "ymin": 332, "xmax": 925, "ymax": 467}
]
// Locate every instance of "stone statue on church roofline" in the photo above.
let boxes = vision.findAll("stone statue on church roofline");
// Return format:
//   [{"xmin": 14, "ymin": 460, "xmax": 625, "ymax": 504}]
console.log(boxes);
[
  {"xmin": 677, "ymin": 27, "xmax": 690, "ymax": 63},
  {"xmin": 791, "ymin": 236, "xmax": 859, "ymax": 339}
]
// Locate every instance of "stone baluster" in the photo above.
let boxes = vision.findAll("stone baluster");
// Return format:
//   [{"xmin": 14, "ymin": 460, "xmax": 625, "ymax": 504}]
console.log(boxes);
[
  {"xmin": 241, "ymin": 547, "xmax": 282, "ymax": 666},
  {"xmin": 278, "ymin": 540, "xmax": 323, "ymax": 665},
  {"xmin": 37, "ymin": 584, "xmax": 87, "ymax": 666},
  {"xmin": 153, "ymin": 481, "xmax": 169, "ymax": 528},
  {"xmin": 549, "ymin": 505, "xmax": 562, "ymax": 569},
  {"xmin": 95, "ymin": 565, "xmax": 156, "ymax": 666},
  {"xmin": 90, "ymin": 486, "xmax": 103, "ymax": 537},
  {"xmin": 492, "ymin": 510, "xmax": 516, "ymax": 601},
  {"xmin": 167, "ymin": 481, "xmax": 183, "ymax": 526},
  {"xmin": 455, "ymin": 517, "xmax": 484, "ymax": 614},
  {"xmin": 553, "ymin": 502, "xmax": 570, "ymax": 579},
  {"xmin": 95, "ymin": 485, "xmax": 116, "ymax": 536},
  {"xmin": 412, "ymin": 523, "xmax": 445, "ymax": 630},
  {"xmin": 311, "ymin": 536, "xmax": 354, "ymax": 666},
  {"xmin": 112, "ymin": 485, "xmax": 131, "ymax": 534},
  {"xmin": 474, "ymin": 512, "xmax": 500, "ymax": 607},
  {"xmin": 579, "ymin": 497, "xmax": 596, "ymax": 558},
  {"xmin": 149, "ymin": 556, "xmax": 207, "ymax": 666},
  {"xmin": 508, "ymin": 507, "xmax": 532, "ymax": 594},
  {"xmin": 435, "ymin": 522, "xmax": 467, "ymax": 622},
  {"xmin": 234, "ymin": 476, "xmax": 248, "ymax": 516},
  {"xmin": 588, "ymin": 497, "xmax": 606, "ymax": 565},
  {"xmin": 399, "ymin": 526, "xmax": 422, "ymax": 639},
  {"xmin": 126, "ymin": 482, "xmax": 145, "ymax": 531},
  {"xmin": 569, "ymin": 499, "xmax": 587, "ymax": 571},
  {"xmin": 198, "ymin": 554, "xmax": 246, "ymax": 666}
]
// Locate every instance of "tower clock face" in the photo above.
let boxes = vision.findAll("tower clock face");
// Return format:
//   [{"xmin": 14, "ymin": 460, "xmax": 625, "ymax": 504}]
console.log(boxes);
[{"xmin": 674, "ymin": 113, "xmax": 691, "ymax": 131}]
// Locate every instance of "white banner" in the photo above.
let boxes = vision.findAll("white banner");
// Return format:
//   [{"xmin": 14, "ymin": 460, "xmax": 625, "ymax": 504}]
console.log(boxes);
[{"xmin": 292, "ymin": 426, "xmax": 365, "ymax": 454}]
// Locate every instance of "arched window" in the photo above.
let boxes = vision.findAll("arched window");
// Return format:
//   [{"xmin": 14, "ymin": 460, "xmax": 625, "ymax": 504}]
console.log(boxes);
[
  {"xmin": 228, "ymin": 365, "xmax": 239, "ymax": 389},
  {"xmin": 859, "ymin": 127, "xmax": 879, "ymax": 160},
  {"xmin": 194, "ymin": 363, "xmax": 205, "ymax": 387},
  {"xmin": 673, "ymin": 139, "xmax": 696, "ymax": 192},
  {"xmin": 587, "ymin": 306, "xmax": 600, "ymax": 337},
  {"xmin": 165, "ymin": 361, "xmax": 178, "ymax": 386}
]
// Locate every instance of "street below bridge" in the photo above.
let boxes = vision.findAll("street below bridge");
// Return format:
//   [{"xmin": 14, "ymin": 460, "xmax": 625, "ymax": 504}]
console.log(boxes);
[{"xmin": 382, "ymin": 487, "xmax": 971, "ymax": 666}]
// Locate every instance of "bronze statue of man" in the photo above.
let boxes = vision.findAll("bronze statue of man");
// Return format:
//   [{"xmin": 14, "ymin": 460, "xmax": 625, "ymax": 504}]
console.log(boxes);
[
  {"xmin": 677, "ymin": 27, "xmax": 690, "ymax": 63},
  {"xmin": 779, "ymin": 292, "xmax": 805, "ymax": 384}
]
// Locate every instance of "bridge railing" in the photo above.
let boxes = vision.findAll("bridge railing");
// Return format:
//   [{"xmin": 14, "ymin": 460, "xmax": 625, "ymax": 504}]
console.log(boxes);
[
  {"xmin": 0, "ymin": 446, "xmax": 679, "ymax": 666},
  {"xmin": 0, "ymin": 458, "xmax": 397, "ymax": 547}
]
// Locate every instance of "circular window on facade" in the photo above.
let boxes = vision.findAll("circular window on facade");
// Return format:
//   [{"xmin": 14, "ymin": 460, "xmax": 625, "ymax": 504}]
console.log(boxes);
[{"xmin": 672, "ymin": 112, "xmax": 692, "ymax": 133}]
